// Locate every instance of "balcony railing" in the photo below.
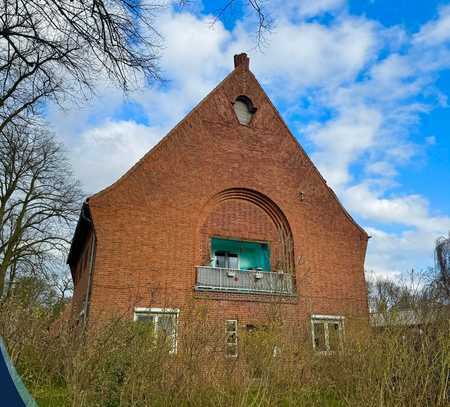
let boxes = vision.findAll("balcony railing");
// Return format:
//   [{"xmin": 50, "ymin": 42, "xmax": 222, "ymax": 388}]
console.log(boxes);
[{"xmin": 195, "ymin": 266, "xmax": 295, "ymax": 295}]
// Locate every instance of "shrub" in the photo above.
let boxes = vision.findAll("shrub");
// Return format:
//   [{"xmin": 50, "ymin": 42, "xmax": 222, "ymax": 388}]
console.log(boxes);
[{"xmin": 0, "ymin": 298, "xmax": 448, "ymax": 406}]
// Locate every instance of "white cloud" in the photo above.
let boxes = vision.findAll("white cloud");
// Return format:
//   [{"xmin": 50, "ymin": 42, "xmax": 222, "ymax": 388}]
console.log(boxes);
[
  {"xmin": 297, "ymin": 0, "xmax": 346, "ymax": 17},
  {"xmin": 305, "ymin": 106, "xmax": 382, "ymax": 187},
  {"xmin": 365, "ymin": 161, "xmax": 397, "ymax": 177},
  {"xmin": 343, "ymin": 183, "xmax": 450, "ymax": 231},
  {"xmin": 245, "ymin": 16, "xmax": 378, "ymax": 92},
  {"xmin": 267, "ymin": 0, "xmax": 346, "ymax": 20},
  {"xmin": 158, "ymin": 12, "xmax": 231, "ymax": 80},
  {"xmin": 414, "ymin": 5, "xmax": 450, "ymax": 46},
  {"xmin": 345, "ymin": 182, "xmax": 450, "ymax": 277},
  {"xmin": 133, "ymin": 10, "xmax": 233, "ymax": 125},
  {"xmin": 52, "ymin": 10, "xmax": 235, "ymax": 194},
  {"xmin": 364, "ymin": 226, "xmax": 437, "ymax": 279},
  {"xmin": 68, "ymin": 120, "xmax": 164, "ymax": 194}
]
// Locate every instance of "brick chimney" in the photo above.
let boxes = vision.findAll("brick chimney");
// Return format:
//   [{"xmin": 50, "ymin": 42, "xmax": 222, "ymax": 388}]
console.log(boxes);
[{"xmin": 234, "ymin": 53, "xmax": 249, "ymax": 70}]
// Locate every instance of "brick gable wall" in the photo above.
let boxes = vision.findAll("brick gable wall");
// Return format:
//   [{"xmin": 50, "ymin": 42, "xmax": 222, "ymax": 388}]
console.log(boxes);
[{"xmin": 70, "ymin": 57, "xmax": 369, "ymax": 331}]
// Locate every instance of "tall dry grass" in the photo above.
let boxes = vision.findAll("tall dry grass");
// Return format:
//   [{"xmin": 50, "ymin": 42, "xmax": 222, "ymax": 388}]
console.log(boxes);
[{"xmin": 0, "ymin": 299, "xmax": 448, "ymax": 407}]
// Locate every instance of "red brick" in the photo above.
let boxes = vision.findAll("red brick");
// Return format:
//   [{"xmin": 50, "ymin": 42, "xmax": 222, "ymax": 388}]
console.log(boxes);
[{"xmin": 69, "ymin": 55, "xmax": 369, "ymax": 329}]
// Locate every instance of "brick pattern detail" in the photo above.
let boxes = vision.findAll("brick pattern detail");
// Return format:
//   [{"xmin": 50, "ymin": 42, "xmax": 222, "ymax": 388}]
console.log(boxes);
[
  {"xmin": 198, "ymin": 199, "xmax": 281, "ymax": 269},
  {"xmin": 70, "ymin": 62, "xmax": 369, "ymax": 330}
]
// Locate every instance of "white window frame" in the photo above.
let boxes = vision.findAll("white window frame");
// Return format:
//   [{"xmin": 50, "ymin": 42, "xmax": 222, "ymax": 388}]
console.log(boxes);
[
  {"xmin": 134, "ymin": 307, "xmax": 180, "ymax": 353},
  {"xmin": 311, "ymin": 315, "xmax": 345, "ymax": 353},
  {"xmin": 225, "ymin": 319, "xmax": 238, "ymax": 358}
]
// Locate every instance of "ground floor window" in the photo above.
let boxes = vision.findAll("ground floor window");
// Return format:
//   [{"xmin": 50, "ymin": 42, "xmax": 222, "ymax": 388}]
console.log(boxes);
[
  {"xmin": 225, "ymin": 320, "xmax": 238, "ymax": 357},
  {"xmin": 311, "ymin": 315, "xmax": 344, "ymax": 353},
  {"xmin": 134, "ymin": 307, "xmax": 179, "ymax": 353}
]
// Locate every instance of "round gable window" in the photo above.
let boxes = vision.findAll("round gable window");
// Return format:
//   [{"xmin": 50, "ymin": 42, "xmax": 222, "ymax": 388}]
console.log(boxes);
[{"xmin": 233, "ymin": 96, "xmax": 256, "ymax": 125}]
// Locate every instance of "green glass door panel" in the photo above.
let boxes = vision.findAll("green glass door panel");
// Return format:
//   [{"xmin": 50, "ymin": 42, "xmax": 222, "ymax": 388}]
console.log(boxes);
[{"xmin": 211, "ymin": 237, "xmax": 270, "ymax": 271}]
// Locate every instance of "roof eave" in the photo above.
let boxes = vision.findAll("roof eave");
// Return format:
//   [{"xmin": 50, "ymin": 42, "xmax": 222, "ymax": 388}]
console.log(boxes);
[{"xmin": 67, "ymin": 200, "xmax": 93, "ymax": 271}]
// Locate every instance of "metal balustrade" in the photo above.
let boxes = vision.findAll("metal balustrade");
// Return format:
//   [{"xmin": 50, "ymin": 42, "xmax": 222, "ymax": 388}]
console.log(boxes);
[{"xmin": 195, "ymin": 266, "xmax": 295, "ymax": 295}]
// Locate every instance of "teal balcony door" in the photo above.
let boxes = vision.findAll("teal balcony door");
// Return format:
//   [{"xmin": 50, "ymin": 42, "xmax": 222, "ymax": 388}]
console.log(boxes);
[{"xmin": 211, "ymin": 237, "xmax": 271, "ymax": 271}]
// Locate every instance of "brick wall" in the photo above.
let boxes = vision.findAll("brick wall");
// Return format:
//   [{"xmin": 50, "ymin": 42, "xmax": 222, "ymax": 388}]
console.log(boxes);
[{"xmin": 71, "ymin": 56, "xmax": 369, "ymax": 332}]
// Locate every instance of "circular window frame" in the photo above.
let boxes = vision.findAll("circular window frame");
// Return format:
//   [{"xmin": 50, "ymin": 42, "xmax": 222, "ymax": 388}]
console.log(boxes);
[{"xmin": 232, "ymin": 95, "xmax": 257, "ymax": 126}]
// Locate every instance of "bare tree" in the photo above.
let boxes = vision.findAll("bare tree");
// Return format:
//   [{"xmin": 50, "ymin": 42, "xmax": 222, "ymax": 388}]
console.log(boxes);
[
  {"xmin": 432, "ymin": 234, "xmax": 450, "ymax": 303},
  {"xmin": 0, "ymin": 122, "xmax": 82, "ymax": 296},
  {"xmin": 0, "ymin": 0, "xmax": 272, "ymax": 131},
  {"xmin": 0, "ymin": 0, "xmax": 164, "ymax": 130},
  {"xmin": 210, "ymin": 0, "xmax": 272, "ymax": 46},
  {"xmin": 367, "ymin": 278, "xmax": 403, "ymax": 313},
  {"xmin": 7, "ymin": 269, "xmax": 72, "ymax": 311},
  {"xmin": 366, "ymin": 270, "xmax": 432, "ymax": 314}
]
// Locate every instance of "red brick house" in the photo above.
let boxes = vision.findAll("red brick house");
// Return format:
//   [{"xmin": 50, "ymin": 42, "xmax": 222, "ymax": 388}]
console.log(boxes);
[{"xmin": 68, "ymin": 53, "xmax": 369, "ymax": 354}]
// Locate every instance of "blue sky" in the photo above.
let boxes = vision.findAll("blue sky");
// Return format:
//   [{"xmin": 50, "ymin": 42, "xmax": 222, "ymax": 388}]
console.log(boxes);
[{"xmin": 48, "ymin": 0, "xmax": 450, "ymax": 280}]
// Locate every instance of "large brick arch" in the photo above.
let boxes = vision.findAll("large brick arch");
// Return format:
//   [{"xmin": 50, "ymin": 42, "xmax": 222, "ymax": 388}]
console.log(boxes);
[{"xmin": 197, "ymin": 188, "xmax": 295, "ymax": 275}]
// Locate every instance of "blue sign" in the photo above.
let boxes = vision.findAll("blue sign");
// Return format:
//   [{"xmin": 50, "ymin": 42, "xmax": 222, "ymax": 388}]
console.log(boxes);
[{"xmin": 0, "ymin": 337, "xmax": 37, "ymax": 406}]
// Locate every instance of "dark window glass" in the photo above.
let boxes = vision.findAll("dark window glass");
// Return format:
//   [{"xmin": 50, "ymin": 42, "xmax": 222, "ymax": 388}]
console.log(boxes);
[
  {"xmin": 313, "ymin": 322, "xmax": 326, "ymax": 352},
  {"xmin": 135, "ymin": 313, "xmax": 155, "ymax": 324},
  {"xmin": 328, "ymin": 322, "xmax": 341, "ymax": 351},
  {"xmin": 215, "ymin": 251, "xmax": 238, "ymax": 269},
  {"xmin": 134, "ymin": 311, "xmax": 178, "ymax": 353},
  {"xmin": 225, "ymin": 320, "xmax": 238, "ymax": 357},
  {"xmin": 216, "ymin": 251, "xmax": 227, "ymax": 268}
]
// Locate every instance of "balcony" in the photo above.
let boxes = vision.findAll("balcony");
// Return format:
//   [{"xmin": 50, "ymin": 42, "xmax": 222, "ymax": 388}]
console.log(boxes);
[{"xmin": 195, "ymin": 266, "xmax": 295, "ymax": 295}]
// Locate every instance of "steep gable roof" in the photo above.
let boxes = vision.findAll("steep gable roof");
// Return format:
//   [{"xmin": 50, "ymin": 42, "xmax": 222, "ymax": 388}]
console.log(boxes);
[{"xmin": 68, "ymin": 53, "xmax": 367, "ymax": 265}]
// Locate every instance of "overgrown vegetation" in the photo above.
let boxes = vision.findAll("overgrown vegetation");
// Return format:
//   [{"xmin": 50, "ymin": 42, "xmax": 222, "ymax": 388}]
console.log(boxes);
[{"xmin": 0, "ymin": 288, "xmax": 448, "ymax": 407}]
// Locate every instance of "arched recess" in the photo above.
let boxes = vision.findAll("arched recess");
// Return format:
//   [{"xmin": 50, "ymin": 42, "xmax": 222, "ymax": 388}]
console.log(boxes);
[{"xmin": 197, "ymin": 188, "xmax": 295, "ymax": 276}]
